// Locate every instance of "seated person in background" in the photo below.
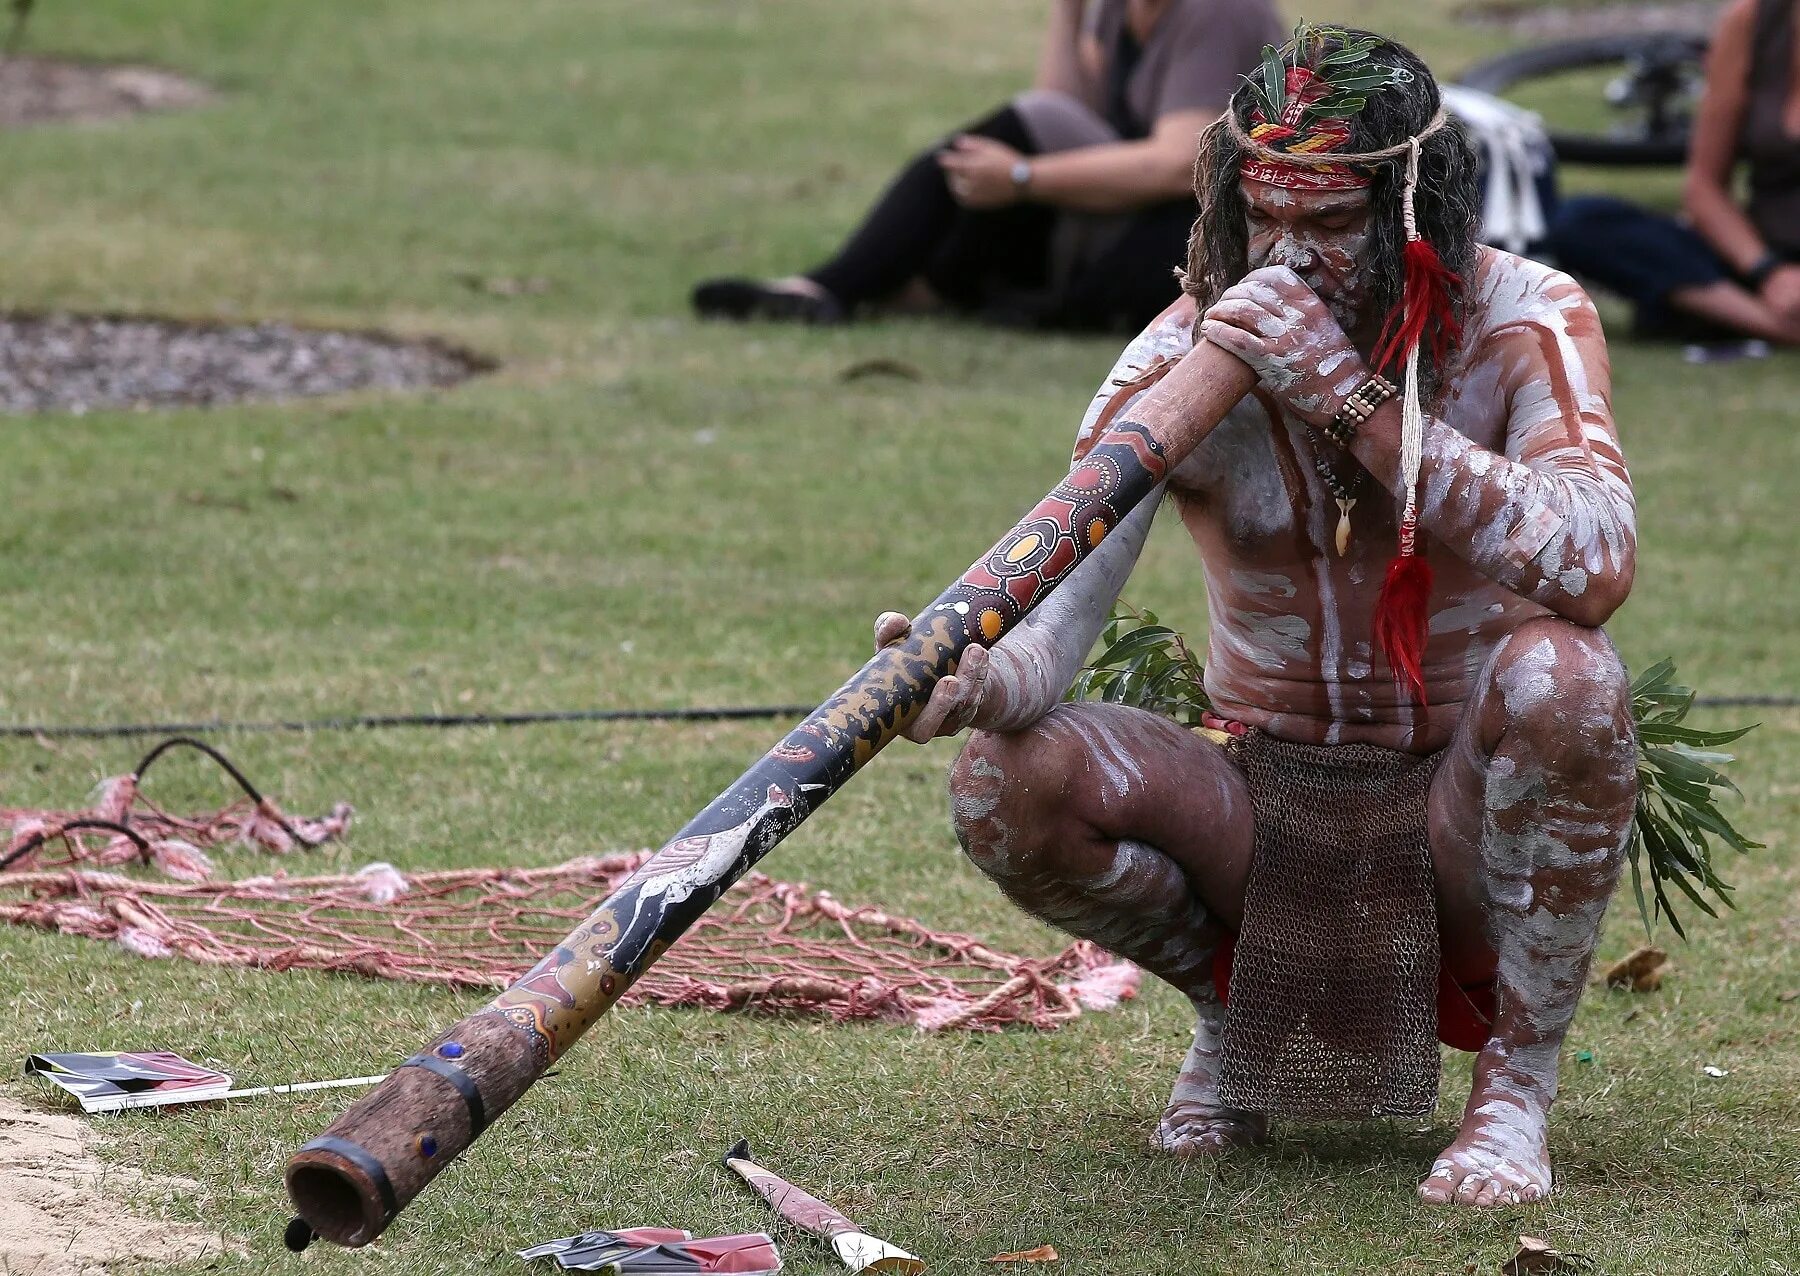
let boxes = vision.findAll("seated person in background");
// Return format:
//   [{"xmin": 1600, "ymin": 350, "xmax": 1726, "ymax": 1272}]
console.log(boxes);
[
  {"xmin": 691, "ymin": 0, "xmax": 1281, "ymax": 333},
  {"xmin": 1547, "ymin": 0, "xmax": 1800, "ymax": 344}
]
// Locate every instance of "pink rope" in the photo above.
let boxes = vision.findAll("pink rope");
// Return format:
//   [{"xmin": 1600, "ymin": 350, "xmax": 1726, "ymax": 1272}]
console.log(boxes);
[
  {"xmin": 1, "ymin": 853, "xmax": 1139, "ymax": 1033},
  {"xmin": 2, "ymin": 773, "xmax": 352, "ymax": 877}
]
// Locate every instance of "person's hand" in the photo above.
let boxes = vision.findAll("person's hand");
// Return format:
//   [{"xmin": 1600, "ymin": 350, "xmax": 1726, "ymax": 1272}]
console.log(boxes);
[
  {"xmin": 873, "ymin": 610, "xmax": 991, "ymax": 742},
  {"xmin": 1197, "ymin": 266, "xmax": 1368, "ymax": 427},
  {"xmin": 937, "ymin": 135, "xmax": 1027, "ymax": 210},
  {"xmin": 1759, "ymin": 263, "xmax": 1800, "ymax": 323}
]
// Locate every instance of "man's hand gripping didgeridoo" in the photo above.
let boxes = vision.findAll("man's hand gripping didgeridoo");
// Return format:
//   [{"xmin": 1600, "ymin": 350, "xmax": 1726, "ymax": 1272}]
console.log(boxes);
[{"xmin": 874, "ymin": 611, "xmax": 990, "ymax": 743}]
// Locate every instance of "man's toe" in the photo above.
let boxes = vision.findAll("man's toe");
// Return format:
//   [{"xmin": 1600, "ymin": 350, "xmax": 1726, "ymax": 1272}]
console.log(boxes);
[
  {"xmin": 1417, "ymin": 1161, "xmax": 1459, "ymax": 1203},
  {"xmin": 1453, "ymin": 1170, "xmax": 1489, "ymax": 1206},
  {"xmin": 1472, "ymin": 1176, "xmax": 1509, "ymax": 1208}
]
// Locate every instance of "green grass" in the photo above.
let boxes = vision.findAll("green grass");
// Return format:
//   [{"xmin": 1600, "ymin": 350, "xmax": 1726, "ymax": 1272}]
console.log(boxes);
[{"xmin": 1, "ymin": 2, "xmax": 1797, "ymax": 1273}]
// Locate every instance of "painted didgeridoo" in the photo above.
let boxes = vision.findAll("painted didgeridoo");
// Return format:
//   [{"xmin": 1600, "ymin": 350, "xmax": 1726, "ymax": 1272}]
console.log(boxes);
[{"xmin": 284, "ymin": 339, "xmax": 1254, "ymax": 1247}]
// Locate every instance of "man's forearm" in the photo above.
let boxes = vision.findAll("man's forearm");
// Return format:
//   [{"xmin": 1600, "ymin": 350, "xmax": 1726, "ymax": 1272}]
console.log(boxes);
[
  {"xmin": 1026, "ymin": 138, "xmax": 1197, "ymax": 213},
  {"xmin": 1350, "ymin": 403, "xmax": 1636, "ymax": 626},
  {"xmin": 975, "ymin": 490, "xmax": 1160, "ymax": 731}
]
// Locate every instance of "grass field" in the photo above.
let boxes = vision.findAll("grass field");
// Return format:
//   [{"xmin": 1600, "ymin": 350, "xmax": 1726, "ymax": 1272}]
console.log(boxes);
[{"xmin": 1, "ymin": 1, "xmax": 1797, "ymax": 1272}]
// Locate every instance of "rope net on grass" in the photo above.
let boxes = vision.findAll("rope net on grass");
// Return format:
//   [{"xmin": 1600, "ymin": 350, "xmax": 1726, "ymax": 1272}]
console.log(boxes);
[
  {"xmin": 1, "ymin": 737, "xmax": 351, "ymax": 880},
  {"xmin": 0, "ymin": 853, "xmax": 1141, "ymax": 1032}
]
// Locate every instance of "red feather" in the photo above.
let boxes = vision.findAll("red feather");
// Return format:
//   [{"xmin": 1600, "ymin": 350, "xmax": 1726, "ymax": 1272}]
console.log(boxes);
[
  {"xmin": 1374, "ymin": 239, "xmax": 1462, "ymax": 372},
  {"xmin": 1374, "ymin": 552, "xmax": 1433, "ymax": 705}
]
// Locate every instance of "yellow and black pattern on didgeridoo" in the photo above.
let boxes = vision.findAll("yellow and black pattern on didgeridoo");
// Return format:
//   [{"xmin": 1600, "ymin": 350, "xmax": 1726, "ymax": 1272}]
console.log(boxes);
[{"xmin": 286, "ymin": 419, "xmax": 1167, "ymax": 1246}]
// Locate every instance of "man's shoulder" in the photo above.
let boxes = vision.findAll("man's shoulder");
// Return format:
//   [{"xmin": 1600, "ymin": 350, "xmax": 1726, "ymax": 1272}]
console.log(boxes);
[
  {"xmin": 1120, "ymin": 295, "xmax": 1200, "ymax": 368},
  {"xmin": 1467, "ymin": 247, "xmax": 1600, "ymax": 341},
  {"xmin": 1072, "ymin": 297, "xmax": 1199, "ymax": 456}
]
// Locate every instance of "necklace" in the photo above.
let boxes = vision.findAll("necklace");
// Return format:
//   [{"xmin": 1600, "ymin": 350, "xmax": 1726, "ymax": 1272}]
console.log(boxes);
[{"xmin": 1304, "ymin": 424, "xmax": 1366, "ymax": 557}]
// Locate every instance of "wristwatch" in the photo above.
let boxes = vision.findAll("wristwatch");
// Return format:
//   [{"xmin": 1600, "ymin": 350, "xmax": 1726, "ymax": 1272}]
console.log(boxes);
[
  {"xmin": 1010, "ymin": 158, "xmax": 1033, "ymax": 192},
  {"xmin": 1744, "ymin": 251, "xmax": 1783, "ymax": 291}
]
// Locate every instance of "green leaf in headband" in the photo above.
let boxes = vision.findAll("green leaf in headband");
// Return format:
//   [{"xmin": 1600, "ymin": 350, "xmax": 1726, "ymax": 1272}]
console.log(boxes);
[
  {"xmin": 1307, "ymin": 97, "xmax": 1370, "ymax": 119},
  {"xmin": 1260, "ymin": 44, "xmax": 1288, "ymax": 113}
]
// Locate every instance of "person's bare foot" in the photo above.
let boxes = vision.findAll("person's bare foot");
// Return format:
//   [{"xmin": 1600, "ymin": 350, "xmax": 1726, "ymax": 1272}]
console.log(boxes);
[
  {"xmin": 1418, "ymin": 1076, "xmax": 1553, "ymax": 1206},
  {"xmin": 1153, "ymin": 1100, "xmax": 1267, "ymax": 1156},
  {"xmin": 1150, "ymin": 1004, "xmax": 1266, "ymax": 1157}
]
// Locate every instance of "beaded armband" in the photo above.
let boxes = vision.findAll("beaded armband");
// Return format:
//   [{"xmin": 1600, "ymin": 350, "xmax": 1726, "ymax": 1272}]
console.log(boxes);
[{"xmin": 1323, "ymin": 373, "xmax": 1397, "ymax": 448}]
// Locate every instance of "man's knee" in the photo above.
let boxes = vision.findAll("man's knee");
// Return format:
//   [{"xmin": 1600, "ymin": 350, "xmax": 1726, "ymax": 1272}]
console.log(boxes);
[
  {"xmin": 1482, "ymin": 617, "xmax": 1634, "ymax": 777},
  {"xmin": 948, "ymin": 720, "xmax": 1079, "ymax": 874}
]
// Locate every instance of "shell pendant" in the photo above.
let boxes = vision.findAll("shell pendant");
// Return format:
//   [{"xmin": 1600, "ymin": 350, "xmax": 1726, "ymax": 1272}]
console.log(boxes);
[{"xmin": 1335, "ymin": 498, "xmax": 1355, "ymax": 556}]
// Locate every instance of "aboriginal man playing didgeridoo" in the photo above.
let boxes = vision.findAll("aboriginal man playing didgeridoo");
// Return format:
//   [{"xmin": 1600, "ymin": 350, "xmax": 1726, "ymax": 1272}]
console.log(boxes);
[{"xmin": 874, "ymin": 24, "xmax": 1636, "ymax": 1207}]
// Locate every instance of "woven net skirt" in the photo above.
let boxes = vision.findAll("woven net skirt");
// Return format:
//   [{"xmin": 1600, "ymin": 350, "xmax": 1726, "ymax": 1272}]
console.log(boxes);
[{"xmin": 1215, "ymin": 729, "xmax": 1446, "ymax": 1119}]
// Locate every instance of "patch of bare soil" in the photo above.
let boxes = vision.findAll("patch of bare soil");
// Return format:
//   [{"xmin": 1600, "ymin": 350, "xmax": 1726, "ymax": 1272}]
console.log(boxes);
[
  {"xmin": 0, "ymin": 1094, "xmax": 227, "ymax": 1276},
  {"xmin": 0, "ymin": 56, "xmax": 211, "ymax": 129},
  {"xmin": 0, "ymin": 313, "xmax": 493, "ymax": 414},
  {"xmin": 1461, "ymin": 0, "xmax": 1720, "ymax": 38}
]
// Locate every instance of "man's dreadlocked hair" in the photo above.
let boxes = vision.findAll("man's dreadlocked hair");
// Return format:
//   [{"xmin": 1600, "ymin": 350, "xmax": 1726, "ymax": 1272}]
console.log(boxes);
[{"xmin": 1183, "ymin": 27, "xmax": 1481, "ymax": 393}]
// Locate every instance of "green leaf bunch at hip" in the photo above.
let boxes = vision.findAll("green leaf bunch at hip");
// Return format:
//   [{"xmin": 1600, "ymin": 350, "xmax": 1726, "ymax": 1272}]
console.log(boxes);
[
  {"xmin": 1068, "ymin": 606, "xmax": 1759, "ymax": 938},
  {"xmin": 1065, "ymin": 602, "xmax": 1212, "ymax": 727},
  {"xmin": 1628, "ymin": 658, "xmax": 1761, "ymax": 939}
]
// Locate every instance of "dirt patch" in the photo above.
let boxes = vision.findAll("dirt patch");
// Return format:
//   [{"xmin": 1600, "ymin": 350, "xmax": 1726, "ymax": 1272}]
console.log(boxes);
[
  {"xmin": 0, "ymin": 312, "xmax": 493, "ymax": 414},
  {"xmin": 0, "ymin": 1094, "xmax": 228, "ymax": 1275},
  {"xmin": 0, "ymin": 56, "xmax": 212, "ymax": 129},
  {"xmin": 1460, "ymin": 0, "xmax": 1719, "ymax": 37}
]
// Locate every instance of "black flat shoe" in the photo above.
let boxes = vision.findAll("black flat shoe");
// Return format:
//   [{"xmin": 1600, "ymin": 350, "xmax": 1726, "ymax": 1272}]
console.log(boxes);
[{"xmin": 691, "ymin": 278, "xmax": 845, "ymax": 324}]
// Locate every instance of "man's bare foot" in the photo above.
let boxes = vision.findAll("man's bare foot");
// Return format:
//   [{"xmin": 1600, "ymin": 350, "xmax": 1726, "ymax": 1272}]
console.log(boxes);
[
  {"xmin": 1418, "ymin": 1081, "xmax": 1553, "ymax": 1206},
  {"xmin": 1150, "ymin": 1003, "xmax": 1266, "ymax": 1157},
  {"xmin": 1152, "ymin": 1100, "xmax": 1267, "ymax": 1156}
]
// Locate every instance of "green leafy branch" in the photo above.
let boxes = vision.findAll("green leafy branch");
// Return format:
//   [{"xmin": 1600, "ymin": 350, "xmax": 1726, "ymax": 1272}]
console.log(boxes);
[
  {"xmin": 1068, "ymin": 606, "xmax": 1760, "ymax": 938},
  {"xmin": 1628, "ymin": 659, "xmax": 1761, "ymax": 938},
  {"xmin": 1065, "ymin": 602, "xmax": 1213, "ymax": 727},
  {"xmin": 1242, "ymin": 23, "xmax": 1408, "ymax": 126}
]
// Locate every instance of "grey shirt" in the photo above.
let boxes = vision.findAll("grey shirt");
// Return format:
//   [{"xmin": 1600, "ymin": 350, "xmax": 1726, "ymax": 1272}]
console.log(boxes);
[{"xmin": 1086, "ymin": 0, "xmax": 1284, "ymax": 136}]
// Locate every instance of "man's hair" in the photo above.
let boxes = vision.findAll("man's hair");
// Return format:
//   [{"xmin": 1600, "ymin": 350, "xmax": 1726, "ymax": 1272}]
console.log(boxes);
[{"xmin": 1183, "ymin": 28, "xmax": 1482, "ymax": 388}]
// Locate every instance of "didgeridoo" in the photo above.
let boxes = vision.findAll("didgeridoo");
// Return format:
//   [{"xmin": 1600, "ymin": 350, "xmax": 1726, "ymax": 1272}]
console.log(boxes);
[{"xmin": 285, "ymin": 339, "xmax": 1253, "ymax": 1247}]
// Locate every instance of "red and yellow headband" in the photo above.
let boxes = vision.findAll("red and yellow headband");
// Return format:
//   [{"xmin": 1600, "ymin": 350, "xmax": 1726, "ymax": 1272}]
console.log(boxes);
[{"xmin": 1238, "ymin": 66, "xmax": 1368, "ymax": 191}]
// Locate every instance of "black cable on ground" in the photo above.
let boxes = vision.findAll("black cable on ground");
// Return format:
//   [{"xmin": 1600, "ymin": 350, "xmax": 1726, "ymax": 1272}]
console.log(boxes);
[
  {"xmin": 0, "ymin": 818, "xmax": 151, "ymax": 872},
  {"xmin": 134, "ymin": 735, "xmax": 324, "ymax": 848},
  {"xmin": 0, "ymin": 704, "xmax": 817, "ymax": 741},
  {"xmin": 0, "ymin": 696, "xmax": 1788, "ymax": 744}
]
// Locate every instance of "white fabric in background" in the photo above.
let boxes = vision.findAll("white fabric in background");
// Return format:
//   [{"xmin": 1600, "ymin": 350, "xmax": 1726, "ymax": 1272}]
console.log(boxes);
[{"xmin": 1443, "ymin": 85, "xmax": 1554, "ymax": 253}]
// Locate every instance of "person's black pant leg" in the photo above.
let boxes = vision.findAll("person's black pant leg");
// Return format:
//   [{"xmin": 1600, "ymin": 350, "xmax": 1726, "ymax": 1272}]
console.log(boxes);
[
  {"xmin": 1544, "ymin": 195, "xmax": 1729, "ymax": 335},
  {"xmin": 1047, "ymin": 198, "xmax": 1198, "ymax": 333},
  {"xmin": 805, "ymin": 105, "xmax": 1038, "ymax": 308}
]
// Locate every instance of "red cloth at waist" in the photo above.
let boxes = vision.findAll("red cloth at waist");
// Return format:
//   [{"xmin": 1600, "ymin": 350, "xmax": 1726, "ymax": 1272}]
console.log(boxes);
[{"xmin": 1211, "ymin": 932, "xmax": 1496, "ymax": 1054}]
